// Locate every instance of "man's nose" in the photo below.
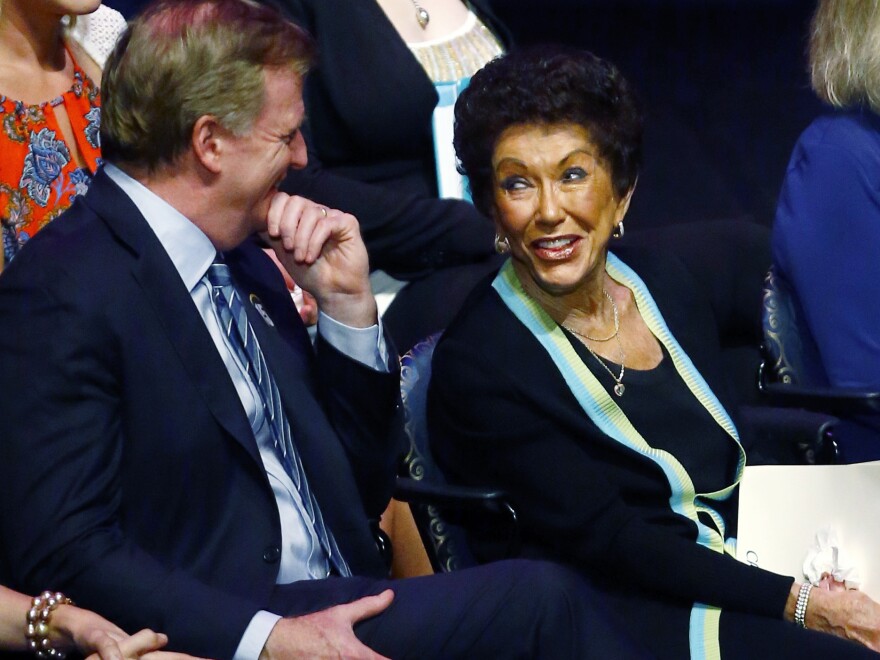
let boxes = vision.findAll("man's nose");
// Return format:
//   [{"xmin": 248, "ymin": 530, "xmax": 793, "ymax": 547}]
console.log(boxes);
[{"xmin": 289, "ymin": 131, "xmax": 308, "ymax": 169}]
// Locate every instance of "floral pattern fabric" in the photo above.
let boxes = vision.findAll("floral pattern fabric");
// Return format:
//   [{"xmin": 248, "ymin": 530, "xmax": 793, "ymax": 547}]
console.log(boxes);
[{"xmin": 0, "ymin": 55, "xmax": 102, "ymax": 264}]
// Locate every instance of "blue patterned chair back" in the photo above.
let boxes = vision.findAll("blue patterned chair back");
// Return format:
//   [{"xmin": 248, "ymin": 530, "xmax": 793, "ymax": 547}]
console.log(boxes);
[
  {"xmin": 399, "ymin": 332, "xmax": 478, "ymax": 572},
  {"xmin": 761, "ymin": 266, "xmax": 829, "ymax": 387}
]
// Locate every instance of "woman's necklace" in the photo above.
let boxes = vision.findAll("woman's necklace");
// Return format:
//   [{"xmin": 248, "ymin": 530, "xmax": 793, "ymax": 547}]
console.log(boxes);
[
  {"xmin": 563, "ymin": 290, "xmax": 627, "ymax": 396},
  {"xmin": 409, "ymin": 0, "xmax": 430, "ymax": 28},
  {"xmin": 565, "ymin": 289, "xmax": 618, "ymax": 342}
]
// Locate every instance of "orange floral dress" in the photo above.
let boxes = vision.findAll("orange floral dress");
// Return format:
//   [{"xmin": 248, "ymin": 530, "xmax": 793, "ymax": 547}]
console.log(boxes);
[{"xmin": 0, "ymin": 55, "xmax": 102, "ymax": 264}]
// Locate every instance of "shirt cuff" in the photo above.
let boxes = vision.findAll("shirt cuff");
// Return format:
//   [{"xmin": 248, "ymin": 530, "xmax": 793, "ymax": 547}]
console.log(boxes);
[
  {"xmin": 232, "ymin": 610, "xmax": 282, "ymax": 660},
  {"xmin": 317, "ymin": 311, "xmax": 391, "ymax": 372}
]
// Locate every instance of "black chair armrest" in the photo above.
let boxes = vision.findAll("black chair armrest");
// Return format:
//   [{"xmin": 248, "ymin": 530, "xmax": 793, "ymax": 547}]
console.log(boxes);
[
  {"xmin": 393, "ymin": 477, "xmax": 521, "ymax": 565},
  {"xmin": 738, "ymin": 404, "xmax": 839, "ymax": 464},
  {"xmin": 757, "ymin": 380, "xmax": 880, "ymax": 416},
  {"xmin": 395, "ymin": 476, "xmax": 510, "ymax": 508}
]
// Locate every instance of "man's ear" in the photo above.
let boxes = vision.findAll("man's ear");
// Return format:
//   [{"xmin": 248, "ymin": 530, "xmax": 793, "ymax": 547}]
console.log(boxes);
[{"xmin": 191, "ymin": 115, "xmax": 224, "ymax": 174}]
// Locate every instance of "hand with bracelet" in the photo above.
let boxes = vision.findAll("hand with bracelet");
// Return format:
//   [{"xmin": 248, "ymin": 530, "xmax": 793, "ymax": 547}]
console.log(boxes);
[
  {"xmin": 0, "ymin": 586, "xmax": 197, "ymax": 659},
  {"xmin": 784, "ymin": 580, "xmax": 880, "ymax": 651}
]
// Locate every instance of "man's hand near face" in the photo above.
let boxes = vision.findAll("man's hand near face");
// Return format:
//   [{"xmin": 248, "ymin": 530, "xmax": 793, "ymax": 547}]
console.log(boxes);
[{"xmin": 263, "ymin": 193, "xmax": 377, "ymax": 329}]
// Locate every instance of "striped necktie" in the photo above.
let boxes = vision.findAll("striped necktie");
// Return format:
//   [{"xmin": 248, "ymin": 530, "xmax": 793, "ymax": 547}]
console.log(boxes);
[{"xmin": 205, "ymin": 258, "xmax": 351, "ymax": 577}]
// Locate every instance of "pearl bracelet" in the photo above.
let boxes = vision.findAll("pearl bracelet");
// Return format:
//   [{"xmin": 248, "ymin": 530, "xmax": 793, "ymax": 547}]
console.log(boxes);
[
  {"xmin": 794, "ymin": 582, "xmax": 813, "ymax": 628},
  {"xmin": 25, "ymin": 591, "xmax": 73, "ymax": 659}
]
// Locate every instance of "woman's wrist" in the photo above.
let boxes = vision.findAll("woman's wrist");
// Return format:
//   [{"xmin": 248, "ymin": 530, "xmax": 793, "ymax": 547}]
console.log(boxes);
[
  {"xmin": 46, "ymin": 603, "xmax": 81, "ymax": 651},
  {"xmin": 794, "ymin": 582, "xmax": 814, "ymax": 627},
  {"xmin": 791, "ymin": 581, "xmax": 852, "ymax": 637},
  {"xmin": 783, "ymin": 581, "xmax": 801, "ymax": 622},
  {"xmin": 25, "ymin": 593, "xmax": 75, "ymax": 658},
  {"xmin": 785, "ymin": 581, "xmax": 823, "ymax": 629}
]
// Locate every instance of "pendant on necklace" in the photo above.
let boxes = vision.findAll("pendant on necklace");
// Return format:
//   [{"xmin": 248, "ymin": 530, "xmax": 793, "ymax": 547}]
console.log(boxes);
[
  {"xmin": 416, "ymin": 7, "xmax": 430, "ymax": 28},
  {"xmin": 614, "ymin": 383, "xmax": 626, "ymax": 397}
]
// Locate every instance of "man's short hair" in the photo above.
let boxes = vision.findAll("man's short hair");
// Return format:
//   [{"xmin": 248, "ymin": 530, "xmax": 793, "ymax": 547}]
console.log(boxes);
[{"xmin": 100, "ymin": 0, "xmax": 315, "ymax": 170}]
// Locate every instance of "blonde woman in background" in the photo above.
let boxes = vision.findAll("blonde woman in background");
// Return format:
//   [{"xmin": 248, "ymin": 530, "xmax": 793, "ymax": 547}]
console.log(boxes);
[
  {"xmin": 772, "ymin": 0, "xmax": 880, "ymax": 462},
  {"xmin": 0, "ymin": 0, "xmax": 125, "ymax": 270}
]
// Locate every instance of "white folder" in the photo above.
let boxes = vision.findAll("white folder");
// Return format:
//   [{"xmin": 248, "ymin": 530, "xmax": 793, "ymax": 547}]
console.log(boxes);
[{"xmin": 736, "ymin": 462, "xmax": 880, "ymax": 600}]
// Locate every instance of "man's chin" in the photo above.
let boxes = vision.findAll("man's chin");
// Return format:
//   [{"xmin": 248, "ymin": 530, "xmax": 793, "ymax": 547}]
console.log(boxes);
[
  {"xmin": 251, "ymin": 197, "xmax": 278, "ymax": 232},
  {"xmin": 249, "ymin": 212, "xmax": 270, "ymax": 237}
]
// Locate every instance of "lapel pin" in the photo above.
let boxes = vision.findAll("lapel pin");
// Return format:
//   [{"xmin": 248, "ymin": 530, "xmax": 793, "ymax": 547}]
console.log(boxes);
[{"xmin": 249, "ymin": 293, "xmax": 275, "ymax": 327}]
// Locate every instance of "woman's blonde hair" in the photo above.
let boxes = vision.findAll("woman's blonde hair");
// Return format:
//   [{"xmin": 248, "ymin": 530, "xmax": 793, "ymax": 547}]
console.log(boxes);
[{"xmin": 810, "ymin": 0, "xmax": 880, "ymax": 112}]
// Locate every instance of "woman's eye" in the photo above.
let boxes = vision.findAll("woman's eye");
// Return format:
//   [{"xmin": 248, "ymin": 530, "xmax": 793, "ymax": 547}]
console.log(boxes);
[
  {"xmin": 500, "ymin": 176, "xmax": 529, "ymax": 191},
  {"xmin": 562, "ymin": 167, "xmax": 587, "ymax": 182}
]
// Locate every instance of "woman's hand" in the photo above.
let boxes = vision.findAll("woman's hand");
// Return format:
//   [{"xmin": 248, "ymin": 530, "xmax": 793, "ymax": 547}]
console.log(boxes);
[
  {"xmin": 84, "ymin": 628, "xmax": 201, "ymax": 660},
  {"xmin": 53, "ymin": 604, "xmax": 200, "ymax": 660},
  {"xmin": 81, "ymin": 628, "xmax": 166, "ymax": 660},
  {"xmin": 817, "ymin": 572, "xmax": 849, "ymax": 592},
  {"xmin": 809, "ymin": 587, "xmax": 880, "ymax": 651},
  {"xmin": 47, "ymin": 602, "xmax": 126, "ymax": 656},
  {"xmin": 787, "ymin": 581, "xmax": 880, "ymax": 651}
]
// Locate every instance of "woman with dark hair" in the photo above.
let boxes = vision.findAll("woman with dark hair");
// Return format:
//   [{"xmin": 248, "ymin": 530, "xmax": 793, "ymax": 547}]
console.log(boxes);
[{"xmin": 429, "ymin": 46, "xmax": 880, "ymax": 657}]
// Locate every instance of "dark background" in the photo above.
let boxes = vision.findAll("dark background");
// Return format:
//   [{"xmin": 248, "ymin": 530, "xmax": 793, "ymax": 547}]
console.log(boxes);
[{"xmin": 107, "ymin": 0, "xmax": 824, "ymax": 230}]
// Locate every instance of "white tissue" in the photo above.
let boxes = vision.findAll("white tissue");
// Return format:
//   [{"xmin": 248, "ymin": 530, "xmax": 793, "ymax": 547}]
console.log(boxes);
[{"xmin": 802, "ymin": 526, "xmax": 861, "ymax": 589}]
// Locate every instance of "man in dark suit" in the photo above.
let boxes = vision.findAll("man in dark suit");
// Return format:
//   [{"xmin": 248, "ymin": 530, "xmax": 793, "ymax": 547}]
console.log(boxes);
[{"xmin": 0, "ymin": 1, "xmax": 640, "ymax": 658}]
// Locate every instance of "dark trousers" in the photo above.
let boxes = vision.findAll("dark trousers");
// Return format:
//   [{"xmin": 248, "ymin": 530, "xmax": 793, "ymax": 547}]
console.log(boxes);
[{"xmin": 269, "ymin": 559, "xmax": 647, "ymax": 659}]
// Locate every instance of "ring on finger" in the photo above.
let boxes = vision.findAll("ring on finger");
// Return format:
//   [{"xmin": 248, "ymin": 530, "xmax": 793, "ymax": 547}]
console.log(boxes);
[{"xmin": 319, "ymin": 206, "xmax": 328, "ymax": 218}]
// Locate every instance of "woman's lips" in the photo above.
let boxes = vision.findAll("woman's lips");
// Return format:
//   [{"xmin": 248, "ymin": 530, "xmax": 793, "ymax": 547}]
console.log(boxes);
[{"xmin": 531, "ymin": 235, "xmax": 580, "ymax": 260}]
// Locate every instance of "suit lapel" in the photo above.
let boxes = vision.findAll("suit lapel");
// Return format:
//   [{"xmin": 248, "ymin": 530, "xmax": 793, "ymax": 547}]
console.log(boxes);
[{"xmin": 84, "ymin": 170, "xmax": 263, "ymax": 466}]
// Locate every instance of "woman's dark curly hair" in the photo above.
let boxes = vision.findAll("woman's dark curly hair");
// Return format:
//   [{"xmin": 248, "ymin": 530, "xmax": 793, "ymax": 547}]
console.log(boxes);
[{"xmin": 454, "ymin": 45, "xmax": 643, "ymax": 217}]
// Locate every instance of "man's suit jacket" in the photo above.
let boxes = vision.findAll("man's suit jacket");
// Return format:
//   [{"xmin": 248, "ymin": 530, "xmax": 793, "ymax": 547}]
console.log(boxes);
[{"xmin": 0, "ymin": 170, "xmax": 403, "ymax": 658}]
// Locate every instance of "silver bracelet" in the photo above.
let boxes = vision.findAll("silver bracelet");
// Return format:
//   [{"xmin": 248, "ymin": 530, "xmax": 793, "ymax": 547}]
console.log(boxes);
[
  {"xmin": 794, "ymin": 582, "xmax": 813, "ymax": 628},
  {"xmin": 25, "ymin": 591, "xmax": 73, "ymax": 659}
]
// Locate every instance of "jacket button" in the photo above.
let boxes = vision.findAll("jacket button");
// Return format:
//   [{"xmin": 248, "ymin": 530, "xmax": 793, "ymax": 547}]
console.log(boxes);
[{"xmin": 262, "ymin": 546, "xmax": 281, "ymax": 563}]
